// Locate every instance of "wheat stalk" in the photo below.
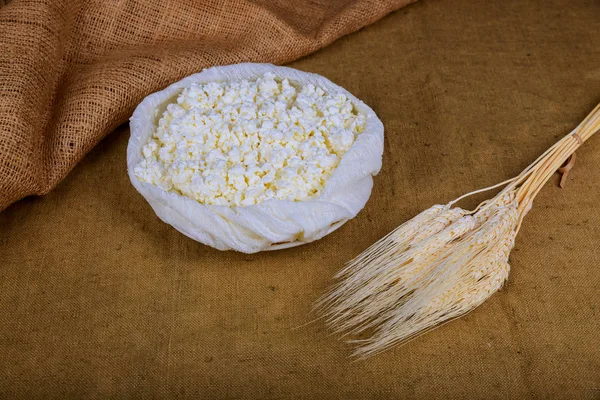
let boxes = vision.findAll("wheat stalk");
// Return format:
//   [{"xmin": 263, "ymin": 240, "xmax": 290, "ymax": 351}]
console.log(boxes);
[{"xmin": 316, "ymin": 102, "xmax": 600, "ymax": 359}]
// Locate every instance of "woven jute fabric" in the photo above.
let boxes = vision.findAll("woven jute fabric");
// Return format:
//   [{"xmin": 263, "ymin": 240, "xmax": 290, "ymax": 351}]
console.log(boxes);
[
  {"xmin": 0, "ymin": 0, "xmax": 412, "ymax": 212},
  {"xmin": 1, "ymin": 0, "xmax": 599, "ymax": 398}
]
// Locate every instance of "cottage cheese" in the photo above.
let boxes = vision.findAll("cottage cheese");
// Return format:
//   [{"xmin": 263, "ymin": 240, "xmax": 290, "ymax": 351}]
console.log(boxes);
[{"xmin": 134, "ymin": 72, "xmax": 366, "ymax": 206}]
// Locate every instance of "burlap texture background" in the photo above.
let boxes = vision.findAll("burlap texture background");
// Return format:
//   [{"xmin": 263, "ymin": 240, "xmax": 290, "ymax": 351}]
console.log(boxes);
[
  {"xmin": 1, "ymin": 0, "xmax": 599, "ymax": 398},
  {"xmin": 0, "ymin": 0, "xmax": 412, "ymax": 212}
]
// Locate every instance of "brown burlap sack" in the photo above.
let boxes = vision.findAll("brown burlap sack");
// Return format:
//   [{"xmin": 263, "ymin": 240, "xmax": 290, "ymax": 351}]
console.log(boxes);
[{"xmin": 0, "ymin": 0, "xmax": 413, "ymax": 212}]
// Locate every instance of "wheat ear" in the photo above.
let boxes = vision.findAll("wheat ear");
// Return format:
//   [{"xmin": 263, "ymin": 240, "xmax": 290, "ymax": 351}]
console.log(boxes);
[{"xmin": 316, "ymin": 102, "xmax": 600, "ymax": 359}]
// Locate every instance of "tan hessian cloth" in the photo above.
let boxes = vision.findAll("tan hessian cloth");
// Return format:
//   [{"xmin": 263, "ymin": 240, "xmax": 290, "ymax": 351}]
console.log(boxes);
[
  {"xmin": 0, "ymin": 0, "xmax": 413, "ymax": 212},
  {"xmin": 1, "ymin": 0, "xmax": 599, "ymax": 398}
]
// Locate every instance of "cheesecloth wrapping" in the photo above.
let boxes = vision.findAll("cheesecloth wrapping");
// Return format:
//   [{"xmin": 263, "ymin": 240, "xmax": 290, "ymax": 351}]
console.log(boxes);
[{"xmin": 127, "ymin": 63, "xmax": 384, "ymax": 253}]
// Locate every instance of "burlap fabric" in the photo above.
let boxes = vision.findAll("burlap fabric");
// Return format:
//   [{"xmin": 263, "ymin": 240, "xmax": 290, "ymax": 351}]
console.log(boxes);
[
  {"xmin": 0, "ymin": 0, "xmax": 412, "ymax": 212},
  {"xmin": 1, "ymin": 0, "xmax": 599, "ymax": 398}
]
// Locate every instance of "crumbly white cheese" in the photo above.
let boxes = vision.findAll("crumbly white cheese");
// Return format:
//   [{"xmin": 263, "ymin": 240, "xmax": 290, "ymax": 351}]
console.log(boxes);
[{"xmin": 134, "ymin": 72, "xmax": 366, "ymax": 206}]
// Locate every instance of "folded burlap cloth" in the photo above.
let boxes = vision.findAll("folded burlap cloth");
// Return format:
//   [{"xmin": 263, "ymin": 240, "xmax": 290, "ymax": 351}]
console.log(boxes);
[{"xmin": 0, "ymin": 0, "xmax": 413, "ymax": 212}]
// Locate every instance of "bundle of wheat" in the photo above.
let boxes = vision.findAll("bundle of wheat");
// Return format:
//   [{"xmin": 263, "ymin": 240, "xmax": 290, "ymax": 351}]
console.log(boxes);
[{"xmin": 317, "ymin": 103, "xmax": 600, "ymax": 359}]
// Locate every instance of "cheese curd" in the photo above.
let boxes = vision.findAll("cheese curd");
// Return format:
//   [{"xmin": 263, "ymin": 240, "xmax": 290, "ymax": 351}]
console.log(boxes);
[{"xmin": 134, "ymin": 73, "xmax": 366, "ymax": 207}]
